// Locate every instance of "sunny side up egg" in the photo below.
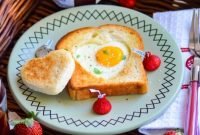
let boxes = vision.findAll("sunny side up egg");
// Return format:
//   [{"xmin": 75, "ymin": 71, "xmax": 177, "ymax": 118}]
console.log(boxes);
[{"xmin": 73, "ymin": 41, "xmax": 129, "ymax": 79}]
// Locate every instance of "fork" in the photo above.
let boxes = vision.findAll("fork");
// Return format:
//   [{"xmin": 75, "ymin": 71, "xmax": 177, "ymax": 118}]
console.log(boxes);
[
  {"xmin": 185, "ymin": 9, "xmax": 200, "ymax": 135},
  {"xmin": 35, "ymin": 39, "xmax": 53, "ymax": 57}
]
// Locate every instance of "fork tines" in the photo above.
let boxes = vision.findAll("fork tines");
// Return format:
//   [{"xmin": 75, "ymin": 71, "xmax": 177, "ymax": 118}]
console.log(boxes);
[{"xmin": 191, "ymin": 9, "xmax": 200, "ymax": 56}]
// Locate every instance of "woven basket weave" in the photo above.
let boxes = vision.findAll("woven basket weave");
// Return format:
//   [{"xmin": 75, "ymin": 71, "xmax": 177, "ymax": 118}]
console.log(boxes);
[{"xmin": 0, "ymin": 0, "xmax": 200, "ymax": 135}]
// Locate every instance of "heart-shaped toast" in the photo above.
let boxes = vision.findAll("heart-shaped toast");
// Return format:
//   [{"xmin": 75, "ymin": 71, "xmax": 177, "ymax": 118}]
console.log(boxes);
[{"xmin": 21, "ymin": 49, "xmax": 75, "ymax": 95}]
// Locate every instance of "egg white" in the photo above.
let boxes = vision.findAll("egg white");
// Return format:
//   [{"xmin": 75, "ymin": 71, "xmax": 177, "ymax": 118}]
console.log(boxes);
[{"xmin": 73, "ymin": 41, "xmax": 129, "ymax": 79}]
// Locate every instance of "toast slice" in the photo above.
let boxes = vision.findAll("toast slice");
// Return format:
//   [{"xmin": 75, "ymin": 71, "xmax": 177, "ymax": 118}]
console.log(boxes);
[
  {"xmin": 56, "ymin": 24, "xmax": 148, "ymax": 100},
  {"xmin": 21, "ymin": 49, "xmax": 75, "ymax": 95}
]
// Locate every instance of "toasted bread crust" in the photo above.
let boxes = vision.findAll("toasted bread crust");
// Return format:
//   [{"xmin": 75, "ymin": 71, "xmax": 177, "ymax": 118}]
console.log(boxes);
[
  {"xmin": 21, "ymin": 49, "xmax": 75, "ymax": 95},
  {"xmin": 56, "ymin": 24, "xmax": 148, "ymax": 100},
  {"xmin": 68, "ymin": 82, "xmax": 148, "ymax": 100}
]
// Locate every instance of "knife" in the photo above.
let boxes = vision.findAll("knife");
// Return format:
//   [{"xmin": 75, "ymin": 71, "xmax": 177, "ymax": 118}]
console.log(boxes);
[{"xmin": 185, "ymin": 56, "xmax": 200, "ymax": 135}]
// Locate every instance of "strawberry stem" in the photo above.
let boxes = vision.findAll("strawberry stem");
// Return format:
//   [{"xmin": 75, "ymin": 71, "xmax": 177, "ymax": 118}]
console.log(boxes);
[
  {"xmin": 89, "ymin": 89, "xmax": 106, "ymax": 98},
  {"xmin": 11, "ymin": 117, "xmax": 34, "ymax": 127},
  {"xmin": 145, "ymin": 51, "xmax": 151, "ymax": 58},
  {"xmin": 11, "ymin": 111, "xmax": 38, "ymax": 127},
  {"xmin": 27, "ymin": 111, "xmax": 38, "ymax": 119}
]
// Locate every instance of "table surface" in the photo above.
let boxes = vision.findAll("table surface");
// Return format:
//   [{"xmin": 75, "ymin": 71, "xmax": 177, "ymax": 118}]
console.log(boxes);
[{"xmin": 1, "ymin": 0, "xmax": 200, "ymax": 134}]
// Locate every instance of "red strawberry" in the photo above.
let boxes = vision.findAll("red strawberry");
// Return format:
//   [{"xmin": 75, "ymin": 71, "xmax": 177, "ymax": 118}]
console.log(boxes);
[
  {"xmin": 14, "ymin": 121, "xmax": 42, "ymax": 135},
  {"xmin": 13, "ymin": 112, "xmax": 43, "ymax": 135},
  {"xmin": 164, "ymin": 130, "xmax": 176, "ymax": 135},
  {"xmin": 117, "ymin": 0, "xmax": 136, "ymax": 8},
  {"xmin": 93, "ymin": 95, "xmax": 112, "ymax": 115},
  {"xmin": 143, "ymin": 52, "xmax": 161, "ymax": 71}
]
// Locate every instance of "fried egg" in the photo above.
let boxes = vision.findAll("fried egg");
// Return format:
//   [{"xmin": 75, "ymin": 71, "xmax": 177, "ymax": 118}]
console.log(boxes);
[{"xmin": 73, "ymin": 41, "xmax": 129, "ymax": 79}]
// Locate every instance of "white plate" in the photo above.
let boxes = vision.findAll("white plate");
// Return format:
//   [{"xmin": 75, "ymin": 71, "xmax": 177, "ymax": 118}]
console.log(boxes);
[{"xmin": 8, "ymin": 5, "xmax": 184, "ymax": 134}]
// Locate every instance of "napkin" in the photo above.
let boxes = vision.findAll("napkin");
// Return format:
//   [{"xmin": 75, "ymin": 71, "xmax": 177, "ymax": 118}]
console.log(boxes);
[{"xmin": 139, "ymin": 9, "xmax": 195, "ymax": 135}]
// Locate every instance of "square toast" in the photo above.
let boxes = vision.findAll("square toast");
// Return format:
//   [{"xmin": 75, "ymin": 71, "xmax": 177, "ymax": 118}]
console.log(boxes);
[{"xmin": 56, "ymin": 24, "xmax": 148, "ymax": 100}]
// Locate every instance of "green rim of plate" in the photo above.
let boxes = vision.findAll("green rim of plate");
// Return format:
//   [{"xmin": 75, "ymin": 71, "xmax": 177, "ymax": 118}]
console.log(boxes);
[{"xmin": 8, "ymin": 5, "xmax": 184, "ymax": 134}]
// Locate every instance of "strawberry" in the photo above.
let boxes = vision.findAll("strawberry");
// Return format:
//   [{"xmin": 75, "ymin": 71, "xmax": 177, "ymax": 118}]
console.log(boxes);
[
  {"xmin": 117, "ymin": 0, "xmax": 136, "ymax": 8},
  {"xmin": 90, "ymin": 89, "xmax": 112, "ymax": 115},
  {"xmin": 164, "ymin": 130, "xmax": 176, "ymax": 135},
  {"xmin": 92, "ymin": 94, "xmax": 112, "ymax": 115},
  {"xmin": 14, "ymin": 121, "xmax": 42, "ymax": 135},
  {"xmin": 13, "ymin": 112, "xmax": 43, "ymax": 135},
  {"xmin": 143, "ymin": 52, "xmax": 161, "ymax": 71}
]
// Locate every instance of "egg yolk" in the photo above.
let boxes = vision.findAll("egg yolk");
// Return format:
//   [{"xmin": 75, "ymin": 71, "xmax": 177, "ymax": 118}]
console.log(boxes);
[{"xmin": 96, "ymin": 46, "xmax": 123, "ymax": 67}]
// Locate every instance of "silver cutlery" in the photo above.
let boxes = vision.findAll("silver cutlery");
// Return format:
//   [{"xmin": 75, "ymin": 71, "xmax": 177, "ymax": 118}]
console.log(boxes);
[
  {"xmin": 185, "ymin": 9, "xmax": 200, "ymax": 135},
  {"xmin": 35, "ymin": 39, "xmax": 53, "ymax": 58}
]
